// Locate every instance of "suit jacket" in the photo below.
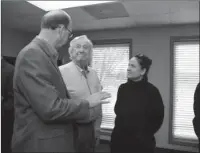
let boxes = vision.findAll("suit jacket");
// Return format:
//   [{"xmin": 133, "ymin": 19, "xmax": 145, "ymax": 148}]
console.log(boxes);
[
  {"xmin": 193, "ymin": 82, "xmax": 200, "ymax": 139},
  {"xmin": 1, "ymin": 58, "xmax": 14, "ymax": 111},
  {"xmin": 1, "ymin": 58, "xmax": 15, "ymax": 153},
  {"xmin": 12, "ymin": 37, "xmax": 91, "ymax": 152}
]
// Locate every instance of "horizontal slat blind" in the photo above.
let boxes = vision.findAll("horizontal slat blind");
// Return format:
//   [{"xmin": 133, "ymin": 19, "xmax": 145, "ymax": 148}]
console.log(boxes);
[
  {"xmin": 173, "ymin": 41, "xmax": 199, "ymax": 141},
  {"xmin": 92, "ymin": 44, "xmax": 130, "ymax": 129}
]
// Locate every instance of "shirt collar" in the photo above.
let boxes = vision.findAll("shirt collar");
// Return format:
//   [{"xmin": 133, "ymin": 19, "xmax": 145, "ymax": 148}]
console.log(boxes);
[
  {"xmin": 36, "ymin": 36, "xmax": 59, "ymax": 61},
  {"xmin": 72, "ymin": 61, "xmax": 90, "ymax": 74}
]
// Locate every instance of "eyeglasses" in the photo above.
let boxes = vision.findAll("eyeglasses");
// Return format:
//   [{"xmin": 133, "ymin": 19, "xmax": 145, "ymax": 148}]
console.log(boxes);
[
  {"xmin": 136, "ymin": 54, "xmax": 144, "ymax": 58},
  {"xmin": 66, "ymin": 28, "xmax": 73, "ymax": 38}
]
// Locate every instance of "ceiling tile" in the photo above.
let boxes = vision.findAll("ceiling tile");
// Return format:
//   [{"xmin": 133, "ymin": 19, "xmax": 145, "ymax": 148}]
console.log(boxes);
[
  {"xmin": 82, "ymin": 2, "xmax": 129, "ymax": 19},
  {"xmin": 170, "ymin": 9, "xmax": 199, "ymax": 24},
  {"xmin": 73, "ymin": 17, "xmax": 136, "ymax": 31},
  {"xmin": 1, "ymin": 1, "xmax": 199, "ymax": 33},
  {"xmin": 64, "ymin": 7, "xmax": 95, "ymax": 22},
  {"xmin": 134, "ymin": 13, "xmax": 170, "ymax": 25},
  {"xmin": 123, "ymin": 1, "xmax": 170, "ymax": 15},
  {"xmin": 168, "ymin": 1, "xmax": 199, "ymax": 14}
]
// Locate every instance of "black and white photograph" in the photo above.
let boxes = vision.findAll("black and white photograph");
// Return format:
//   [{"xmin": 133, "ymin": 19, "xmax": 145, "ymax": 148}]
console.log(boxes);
[{"xmin": 1, "ymin": 1, "xmax": 199, "ymax": 153}]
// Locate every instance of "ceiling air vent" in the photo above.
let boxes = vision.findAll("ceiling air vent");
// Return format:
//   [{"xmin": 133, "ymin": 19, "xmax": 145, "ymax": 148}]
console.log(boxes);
[{"xmin": 82, "ymin": 2, "xmax": 129, "ymax": 20}]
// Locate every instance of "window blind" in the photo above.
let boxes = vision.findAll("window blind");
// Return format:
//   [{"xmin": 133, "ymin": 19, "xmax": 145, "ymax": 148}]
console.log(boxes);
[
  {"xmin": 92, "ymin": 43, "xmax": 130, "ymax": 130},
  {"xmin": 172, "ymin": 41, "xmax": 199, "ymax": 141}
]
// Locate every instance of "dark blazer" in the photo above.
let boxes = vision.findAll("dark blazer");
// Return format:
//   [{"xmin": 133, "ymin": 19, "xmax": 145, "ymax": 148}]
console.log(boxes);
[
  {"xmin": 1, "ymin": 58, "xmax": 15, "ymax": 153},
  {"xmin": 12, "ymin": 37, "xmax": 93, "ymax": 152},
  {"xmin": 193, "ymin": 82, "xmax": 200, "ymax": 139},
  {"xmin": 1, "ymin": 58, "xmax": 14, "ymax": 110}
]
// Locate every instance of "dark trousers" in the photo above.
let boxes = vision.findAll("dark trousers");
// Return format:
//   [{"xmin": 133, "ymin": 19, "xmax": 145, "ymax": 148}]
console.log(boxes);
[
  {"xmin": 110, "ymin": 131, "xmax": 155, "ymax": 153},
  {"xmin": 74, "ymin": 122, "xmax": 95, "ymax": 153},
  {"xmin": 2, "ymin": 109, "xmax": 14, "ymax": 153},
  {"xmin": 110, "ymin": 142, "xmax": 155, "ymax": 153}
]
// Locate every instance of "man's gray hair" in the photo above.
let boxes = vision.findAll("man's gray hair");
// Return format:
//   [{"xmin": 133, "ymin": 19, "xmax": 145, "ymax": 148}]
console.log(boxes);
[{"xmin": 68, "ymin": 35, "xmax": 93, "ymax": 65}]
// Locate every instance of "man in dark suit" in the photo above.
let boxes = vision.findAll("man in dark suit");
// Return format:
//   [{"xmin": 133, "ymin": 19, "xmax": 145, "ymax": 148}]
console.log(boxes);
[
  {"xmin": 193, "ymin": 82, "xmax": 200, "ymax": 152},
  {"xmin": 12, "ymin": 10, "xmax": 110, "ymax": 152},
  {"xmin": 1, "ymin": 57, "xmax": 14, "ymax": 153}
]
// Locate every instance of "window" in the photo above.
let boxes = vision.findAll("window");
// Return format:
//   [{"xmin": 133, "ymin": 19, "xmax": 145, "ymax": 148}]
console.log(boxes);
[
  {"xmin": 170, "ymin": 36, "xmax": 199, "ymax": 145},
  {"xmin": 92, "ymin": 39, "xmax": 131, "ymax": 131}
]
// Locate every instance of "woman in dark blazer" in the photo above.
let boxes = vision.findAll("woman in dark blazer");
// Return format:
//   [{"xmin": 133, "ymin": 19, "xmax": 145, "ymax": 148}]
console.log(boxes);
[
  {"xmin": 110, "ymin": 54, "xmax": 164, "ymax": 153},
  {"xmin": 193, "ymin": 82, "xmax": 200, "ymax": 152}
]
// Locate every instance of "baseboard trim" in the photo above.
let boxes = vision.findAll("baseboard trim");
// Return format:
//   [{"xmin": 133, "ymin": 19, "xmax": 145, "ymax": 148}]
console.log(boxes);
[{"xmin": 99, "ymin": 139, "xmax": 195, "ymax": 153}]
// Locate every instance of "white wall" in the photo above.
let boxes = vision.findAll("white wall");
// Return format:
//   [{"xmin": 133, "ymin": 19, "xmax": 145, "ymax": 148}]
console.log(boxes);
[
  {"xmin": 1, "ymin": 27, "xmax": 68, "ymax": 61},
  {"xmin": 70, "ymin": 24, "xmax": 199, "ymax": 152},
  {"xmin": 1, "ymin": 28, "xmax": 35, "ymax": 57}
]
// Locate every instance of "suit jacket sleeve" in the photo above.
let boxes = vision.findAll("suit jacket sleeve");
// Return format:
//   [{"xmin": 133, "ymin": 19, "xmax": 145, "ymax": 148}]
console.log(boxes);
[
  {"xmin": 194, "ymin": 82, "xmax": 200, "ymax": 120},
  {"xmin": 75, "ymin": 104, "xmax": 101, "ymax": 123},
  {"xmin": 18, "ymin": 49, "xmax": 90, "ymax": 123},
  {"xmin": 2, "ymin": 62, "xmax": 14, "ymax": 110},
  {"xmin": 4, "ymin": 66, "xmax": 14, "ymax": 110},
  {"xmin": 193, "ymin": 82, "xmax": 200, "ymax": 137}
]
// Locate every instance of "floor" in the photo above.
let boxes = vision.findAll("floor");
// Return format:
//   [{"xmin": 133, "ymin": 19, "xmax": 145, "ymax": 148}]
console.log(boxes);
[{"xmin": 95, "ymin": 144, "xmax": 196, "ymax": 153}]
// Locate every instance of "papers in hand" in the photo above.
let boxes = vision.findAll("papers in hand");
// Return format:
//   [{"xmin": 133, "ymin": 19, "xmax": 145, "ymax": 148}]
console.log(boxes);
[
  {"xmin": 100, "ymin": 91, "xmax": 111, "ymax": 104},
  {"xmin": 100, "ymin": 91, "xmax": 111, "ymax": 100},
  {"xmin": 86, "ymin": 91, "xmax": 112, "ymax": 107},
  {"xmin": 101, "ymin": 100, "xmax": 110, "ymax": 104}
]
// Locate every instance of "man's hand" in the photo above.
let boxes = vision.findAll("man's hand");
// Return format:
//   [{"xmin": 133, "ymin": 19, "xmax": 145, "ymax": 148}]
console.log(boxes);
[{"xmin": 86, "ymin": 91, "xmax": 111, "ymax": 108}]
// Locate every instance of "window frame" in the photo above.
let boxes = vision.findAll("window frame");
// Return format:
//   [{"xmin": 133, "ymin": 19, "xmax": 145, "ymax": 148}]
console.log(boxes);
[
  {"xmin": 169, "ymin": 36, "xmax": 200, "ymax": 147},
  {"xmin": 92, "ymin": 39, "xmax": 132, "ymax": 134},
  {"xmin": 92, "ymin": 39, "xmax": 132, "ymax": 60}
]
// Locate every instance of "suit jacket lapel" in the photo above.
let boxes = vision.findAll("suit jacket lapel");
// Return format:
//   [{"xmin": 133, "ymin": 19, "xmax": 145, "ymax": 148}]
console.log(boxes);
[{"xmin": 33, "ymin": 38, "xmax": 58, "ymax": 70}]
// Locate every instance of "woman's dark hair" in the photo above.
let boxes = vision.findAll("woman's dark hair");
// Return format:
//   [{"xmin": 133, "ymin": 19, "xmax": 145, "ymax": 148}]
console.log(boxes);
[{"xmin": 135, "ymin": 53, "xmax": 152, "ymax": 81}]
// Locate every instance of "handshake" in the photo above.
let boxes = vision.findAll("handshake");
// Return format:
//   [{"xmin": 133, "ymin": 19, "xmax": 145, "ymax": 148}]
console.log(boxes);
[{"xmin": 86, "ymin": 91, "xmax": 111, "ymax": 108}]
